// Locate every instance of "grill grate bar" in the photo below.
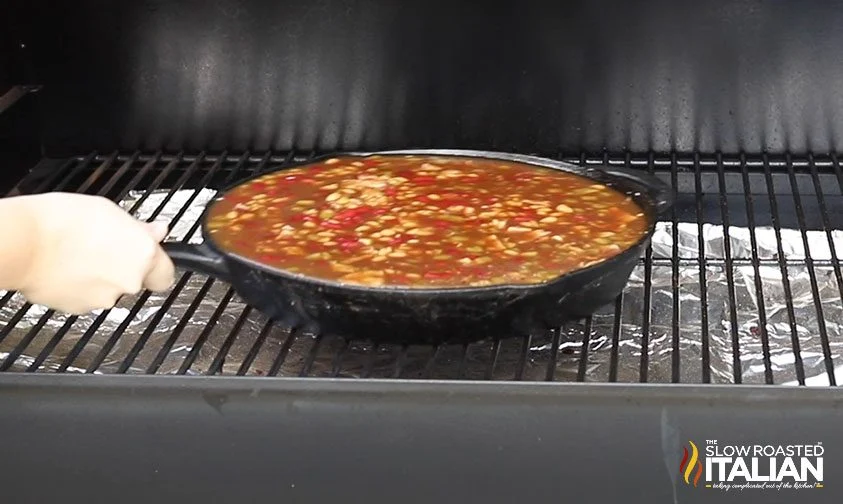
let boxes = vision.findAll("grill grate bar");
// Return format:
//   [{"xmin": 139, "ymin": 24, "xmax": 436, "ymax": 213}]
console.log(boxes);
[
  {"xmin": 718, "ymin": 154, "xmax": 751, "ymax": 383},
  {"xmin": 759, "ymin": 153, "xmax": 804, "ymax": 384},
  {"xmin": 484, "ymin": 339, "xmax": 501, "ymax": 380},
  {"xmin": 206, "ymin": 306, "xmax": 254, "ymax": 376},
  {"xmin": 73, "ymin": 151, "xmax": 119, "ymax": 194},
  {"xmin": 236, "ymin": 320, "xmax": 274, "ymax": 376},
  {"xmin": 178, "ymin": 287, "xmax": 237, "ymax": 375},
  {"xmin": 111, "ymin": 152, "xmax": 165, "ymax": 204},
  {"xmin": 94, "ymin": 151, "xmax": 141, "ymax": 197},
  {"xmin": 0, "ymin": 310, "xmax": 51, "ymax": 372},
  {"xmin": 566, "ymin": 154, "xmax": 843, "ymax": 170},
  {"xmin": 51, "ymin": 152, "xmax": 99, "ymax": 194},
  {"xmin": 361, "ymin": 342, "xmax": 377, "ymax": 379},
  {"xmin": 300, "ymin": 334, "xmax": 324, "ymax": 377},
  {"xmin": 330, "ymin": 339, "xmax": 351, "ymax": 378},
  {"xmin": 456, "ymin": 344, "xmax": 469, "ymax": 380},
  {"xmin": 670, "ymin": 153, "xmax": 681, "ymax": 383},
  {"xmin": 694, "ymin": 153, "xmax": 712, "ymax": 383},
  {"xmin": 544, "ymin": 327, "xmax": 562, "ymax": 381},
  {"xmin": 392, "ymin": 345, "xmax": 410, "ymax": 378},
  {"xmin": 85, "ymin": 151, "xmax": 843, "ymax": 171},
  {"xmin": 638, "ymin": 153, "xmax": 656, "ymax": 383},
  {"xmin": 785, "ymin": 154, "xmax": 837, "ymax": 386},
  {"xmin": 808, "ymin": 154, "xmax": 843, "ymax": 308},
  {"xmin": 420, "ymin": 345, "xmax": 442, "ymax": 379},
  {"xmin": 576, "ymin": 316, "xmax": 594, "ymax": 382},
  {"xmin": 739, "ymin": 156, "xmax": 775, "ymax": 384},
  {"xmin": 608, "ymin": 294, "xmax": 623, "ymax": 382},
  {"xmin": 515, "ymin": 335, "xmax": 532, "ymax": 380},
  {"xmin": 268, "ymin": 327, "xmax": 300, "ymax": 377}
]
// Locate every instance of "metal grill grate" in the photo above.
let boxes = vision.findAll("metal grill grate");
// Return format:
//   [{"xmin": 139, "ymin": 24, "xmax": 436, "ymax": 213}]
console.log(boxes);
[{"xmin": 0, "ymin": 151, "xmax": 841, "ymax": 385}]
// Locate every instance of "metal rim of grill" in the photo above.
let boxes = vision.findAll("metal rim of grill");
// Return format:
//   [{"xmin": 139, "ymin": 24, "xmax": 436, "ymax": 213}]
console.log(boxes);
[{"xmin": 0, "ymin": 150, "xmax": 841, "ymax": 386}]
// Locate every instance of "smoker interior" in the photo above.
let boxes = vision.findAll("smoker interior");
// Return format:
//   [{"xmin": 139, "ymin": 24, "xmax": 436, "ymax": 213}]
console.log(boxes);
[
  {"xmin": 1, "ymin": 150, "xmax": 842, "ymax": 387},
  {"xmin": 2, "ymin": 0, "xmax": 843, "ymax": 502}
]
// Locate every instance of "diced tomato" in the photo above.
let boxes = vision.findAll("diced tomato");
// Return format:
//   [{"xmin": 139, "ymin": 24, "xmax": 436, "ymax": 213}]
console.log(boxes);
[
  {"xmin": 412, "ymin": 176, "xmax": 437, "ymax": 184},
  {"xmin": 322, "ymin": 221, "xmax": 344, "ymax": 230}
]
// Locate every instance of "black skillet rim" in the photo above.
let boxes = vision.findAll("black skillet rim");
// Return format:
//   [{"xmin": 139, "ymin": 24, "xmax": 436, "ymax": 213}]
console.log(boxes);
[{"xmin": 190, "ymin": 149, "xmax": 669, "ymax": 295}]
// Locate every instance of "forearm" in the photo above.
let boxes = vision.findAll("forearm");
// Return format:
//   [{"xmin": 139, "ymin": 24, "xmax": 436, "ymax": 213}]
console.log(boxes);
[{"xmin": 0, "ymin": 196, "xmax": 39, "ymax": 291}]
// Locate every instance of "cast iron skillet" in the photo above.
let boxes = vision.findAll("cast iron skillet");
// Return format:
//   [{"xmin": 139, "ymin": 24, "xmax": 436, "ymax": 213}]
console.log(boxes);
[{"xmin": 162, "ymin": 149, "xmax": 673, "ymax": 344}]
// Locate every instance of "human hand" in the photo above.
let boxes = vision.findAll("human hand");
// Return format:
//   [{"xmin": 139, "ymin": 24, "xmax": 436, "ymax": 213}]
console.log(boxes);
[{"xmin": 15, "ymin": 192, "xmax": 175, "ymax": 314}]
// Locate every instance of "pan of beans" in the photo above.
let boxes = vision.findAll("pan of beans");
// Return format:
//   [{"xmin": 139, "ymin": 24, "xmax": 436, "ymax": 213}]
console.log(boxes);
[{"xmin": 162, "ymin": 150, "xmax": 673, "ymax": 344}]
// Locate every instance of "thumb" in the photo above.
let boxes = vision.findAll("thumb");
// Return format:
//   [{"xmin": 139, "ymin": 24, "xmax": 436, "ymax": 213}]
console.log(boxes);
[{"xmin": 144, "ymin": 220, "xmax": 170, "ymax": 243}]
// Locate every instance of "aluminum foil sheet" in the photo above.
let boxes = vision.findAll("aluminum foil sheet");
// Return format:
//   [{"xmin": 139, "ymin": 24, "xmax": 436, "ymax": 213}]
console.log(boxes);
[{"xmin": 0, "ymin": 188, "xmax": 841, "ymax": 386}]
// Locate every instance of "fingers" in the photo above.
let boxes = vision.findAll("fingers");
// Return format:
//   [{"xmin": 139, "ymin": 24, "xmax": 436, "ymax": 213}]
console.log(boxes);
[
  {"xmin": 140, "ymin": 219, "xmax": 175, "ymax": 292},
  {"xmin": 143, "ymin": 244, "xmax": 176, "ymax": 292},
  {"xmin": 144, "ymin": 220, "xmax": 170, "ymax": 242}
]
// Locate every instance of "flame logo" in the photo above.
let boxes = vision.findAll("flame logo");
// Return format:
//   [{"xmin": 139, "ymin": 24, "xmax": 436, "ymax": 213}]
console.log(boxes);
[{"xmin": 679, "ymin": 441, "xmax": 703, "ymax": 487}]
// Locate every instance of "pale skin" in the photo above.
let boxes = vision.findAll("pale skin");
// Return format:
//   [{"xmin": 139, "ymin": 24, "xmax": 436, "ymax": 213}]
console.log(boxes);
[{"xmin": 0, "ymin": 192, "xmax": 175, "ymax": 314}]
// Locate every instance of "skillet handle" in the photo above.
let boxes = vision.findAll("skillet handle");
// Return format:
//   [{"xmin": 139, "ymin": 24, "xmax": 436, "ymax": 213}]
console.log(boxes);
[
  {"xmin": 592, "ymin": 165, "xmax": 674, "ymax": 215},
  {"xmin": 162, "ymin": 242, "xmax": 232, "ymax": 282}
]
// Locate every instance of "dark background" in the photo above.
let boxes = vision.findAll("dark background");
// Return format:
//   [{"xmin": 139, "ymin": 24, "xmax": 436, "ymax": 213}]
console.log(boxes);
[{"xmin": 7, "ymin": 0, "xmax": 843, "ymax": 157}]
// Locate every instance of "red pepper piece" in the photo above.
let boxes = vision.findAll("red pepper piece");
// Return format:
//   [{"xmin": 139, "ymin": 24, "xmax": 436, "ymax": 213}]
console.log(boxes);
[
  {"xmin": 423, "ymin": 271, "xmax": 453, "ymax": 280},
  {"xmin": 388, "ymin": 235, "xmax": 407, "ymax": 246},
  {"xmin": 384, "ymin": 188, "xmax": 398, "ymax": 197},
  {"xmin": 334, "ymin": 206, "xmax": 373, "ymax": 222},
  {"xmin": 412, "ymin": 176, "xmax": 437, "ymax": 185},
  {"xmin": 338, "ymin": 241, "xmax": 361, "ymax": 251},
  {"xmin": 322, "ymin": 221, "xmax": 344, "ymax": 230}
]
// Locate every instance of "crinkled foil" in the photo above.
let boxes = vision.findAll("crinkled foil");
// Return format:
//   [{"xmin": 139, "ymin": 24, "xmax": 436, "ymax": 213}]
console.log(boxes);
[{"xmin": 0, "ymin": 189, "xmax": 841, "ymax": 386}]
